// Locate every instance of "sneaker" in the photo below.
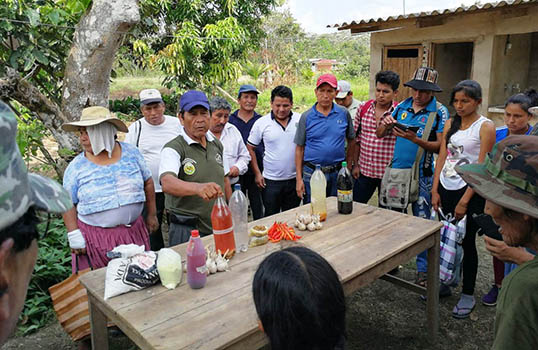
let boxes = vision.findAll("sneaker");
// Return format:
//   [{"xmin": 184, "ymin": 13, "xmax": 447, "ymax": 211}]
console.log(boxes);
[{"xmin": 482, "ymin": 285, "xmax": 499, "ymax": 306}]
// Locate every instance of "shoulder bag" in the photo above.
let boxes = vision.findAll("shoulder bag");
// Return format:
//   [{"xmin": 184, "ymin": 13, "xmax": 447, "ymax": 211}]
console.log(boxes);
[{"xmin": 379, "ymin": 105, "xmax": 437, "ymax": 209}]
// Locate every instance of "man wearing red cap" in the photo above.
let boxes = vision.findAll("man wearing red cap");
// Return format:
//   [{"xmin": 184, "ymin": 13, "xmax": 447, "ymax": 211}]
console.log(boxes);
[{"xmin": 294, "ymin": 74, "xmax": 355, "ymax": 203}]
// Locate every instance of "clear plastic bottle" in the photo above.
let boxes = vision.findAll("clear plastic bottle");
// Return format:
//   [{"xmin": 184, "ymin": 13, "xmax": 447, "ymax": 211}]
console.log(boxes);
[
  {"xmin": 310, "ymin": 164, "xmax": 327, "ymax": 221},
  {"xmin": 186, "ymin": 230, "xmax": 207, "ymax": 289},
  {"xmin": 229, "ymin": 184, "xmax": 249, "ymax": 252},
  {"xmin": 337, "ymin": 161, "xmax": 353, "ymax": 214}
]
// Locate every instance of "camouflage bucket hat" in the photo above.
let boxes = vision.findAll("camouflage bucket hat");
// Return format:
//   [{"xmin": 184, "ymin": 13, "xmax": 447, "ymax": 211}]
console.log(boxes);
[
  {"xmin": 456, "ymin": 135, "xmax": 538, "ymax": 219},
  {"xmin": 0, "ymin": 101, "xmax": 73, "ymax": 230}
]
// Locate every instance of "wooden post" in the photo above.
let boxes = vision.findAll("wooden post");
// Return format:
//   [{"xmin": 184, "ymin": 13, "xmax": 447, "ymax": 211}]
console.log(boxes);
[{"xmin": 88, "ymin": 294, "xmax": 109, "ymax": 350}]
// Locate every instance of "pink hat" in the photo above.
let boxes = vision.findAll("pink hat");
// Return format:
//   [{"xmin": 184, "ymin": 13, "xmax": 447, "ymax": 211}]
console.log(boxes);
[{"xmin": 316, "ymin": 74, "xmax": 337, "ymax": 89}]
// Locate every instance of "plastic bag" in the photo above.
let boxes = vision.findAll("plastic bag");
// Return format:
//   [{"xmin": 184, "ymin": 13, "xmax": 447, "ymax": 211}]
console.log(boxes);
[
  {"xmin": 104, "ymin": 251, "xmax": 159, "ymax": 300},
  {"xmin": 249, "ymin": 235, "xmax": 268, "ymax": 247},
  {"xmin": 438, "ymin": 208, "xmax": 466, "ymax": 287},
  {"xmin": 157, "ymin": 248, "xmax": 183, "ymax": 290}
]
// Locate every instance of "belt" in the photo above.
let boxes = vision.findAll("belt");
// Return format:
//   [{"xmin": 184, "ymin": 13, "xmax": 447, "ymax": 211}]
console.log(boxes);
[{"xmin": 304, "ymin": 161, "xmax": 342, "ymax": 174}]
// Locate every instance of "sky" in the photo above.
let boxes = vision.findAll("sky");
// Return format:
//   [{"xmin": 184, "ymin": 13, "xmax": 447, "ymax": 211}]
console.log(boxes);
[{"xmin": 285, "ymin": 0, "xmax": 481, "ymax": 34}]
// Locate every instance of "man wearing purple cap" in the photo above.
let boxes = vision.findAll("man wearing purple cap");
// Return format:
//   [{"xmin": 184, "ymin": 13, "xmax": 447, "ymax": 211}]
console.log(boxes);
[
  {"xmin": 294, "ymin": 74, "xmax": 355, "ymax": 203},
  {"xmin": 159, "ymin": 91, "xmax": 231, "ymax": 245},
  {"xmin": 229, "ymin": 84, "xmax": 264, "ymax": 219}
]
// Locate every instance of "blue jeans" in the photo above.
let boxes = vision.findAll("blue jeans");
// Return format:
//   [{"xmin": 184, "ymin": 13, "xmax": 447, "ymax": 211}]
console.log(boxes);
[
  {"xmin": 413, "ymin": 176, "xmax": 433, "ymax": 273},
  {"xmin": 302, "ymin": 165, "xmax": 338, "ymax": 204}
]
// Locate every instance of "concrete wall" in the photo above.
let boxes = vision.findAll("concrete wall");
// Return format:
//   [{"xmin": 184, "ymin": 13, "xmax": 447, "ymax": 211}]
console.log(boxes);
[
  {"xmin": 366, "ymin": 5, "xmax": 538, "ymax": 119},
  {"xmin": 528, "ymin": 32, "xmax": 538, "ymax": 89},
  {"xmin": 490, "ymin": 33, "xmax": 531, "ymax": 107},
  {"xmin": 433, "ymin": 42, "xmax": 473, "ymax": 110}
]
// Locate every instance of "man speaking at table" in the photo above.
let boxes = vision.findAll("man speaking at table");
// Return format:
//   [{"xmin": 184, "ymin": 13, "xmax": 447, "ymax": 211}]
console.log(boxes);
[
  {"xmin": 159, "ymin": 91, "xmax": 231, "ymax": 245},
  {"xmin": 294, "ymin": 73, "xmax": 355, "ymax": 203}
]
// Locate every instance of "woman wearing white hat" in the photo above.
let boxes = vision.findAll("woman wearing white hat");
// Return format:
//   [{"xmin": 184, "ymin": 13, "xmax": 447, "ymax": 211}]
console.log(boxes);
[{"xmin": 61, "ymin": 106, "xmax": 158, "ymax": 273}]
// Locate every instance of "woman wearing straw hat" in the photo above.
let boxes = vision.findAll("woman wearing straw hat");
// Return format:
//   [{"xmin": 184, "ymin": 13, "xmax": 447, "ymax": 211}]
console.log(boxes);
[
  {"xmin": 456, "ymin": 135, "xmax": 538, "ymax": 349},
  {"xmin": 61, "ymin": 106, "xmax": 158, "ymax": 273}
]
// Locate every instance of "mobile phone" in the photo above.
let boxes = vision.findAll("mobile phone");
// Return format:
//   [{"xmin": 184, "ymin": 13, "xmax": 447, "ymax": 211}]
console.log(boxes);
[
  {"xmin": 393, "ymin": 123, "xmax": 420, "ymax": 133},
  {"xmin": 472, "ymin": 214, "xmax": 503, "ymax": 241}
]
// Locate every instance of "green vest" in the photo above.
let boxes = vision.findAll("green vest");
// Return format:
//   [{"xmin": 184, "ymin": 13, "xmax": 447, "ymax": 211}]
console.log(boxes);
[{"xmin": 162, "ymin": 134, "xmax": 225, "ymax": 235}]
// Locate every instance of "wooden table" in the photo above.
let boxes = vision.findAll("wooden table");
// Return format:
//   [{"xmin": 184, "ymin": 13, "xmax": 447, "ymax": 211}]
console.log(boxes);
[{"xmin": 80, "ymin": 198, "xmax": 442, "ymax": 350}]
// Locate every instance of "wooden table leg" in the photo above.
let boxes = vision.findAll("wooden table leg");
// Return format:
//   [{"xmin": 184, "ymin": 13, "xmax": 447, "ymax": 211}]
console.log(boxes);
[
  {"xmin": 88, "ymin": 294, "xmax": 109, "ymax": 350},
  {"xmin": 426, "ymin": 229, "xmax": 440, "ymax": 342}
]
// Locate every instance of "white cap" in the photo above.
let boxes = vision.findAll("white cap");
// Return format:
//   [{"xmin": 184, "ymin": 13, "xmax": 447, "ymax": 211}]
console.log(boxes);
[
  {"xmin": 529, "ymin": 106, "xmax": 538, "ymax": 116},
  {"xmin": 139, "ymin": 89, "xmax": 163, "ymax": 105},
  {"xmin": 336, "ymin": 80, "xmax": 351, "ymax": 99}
]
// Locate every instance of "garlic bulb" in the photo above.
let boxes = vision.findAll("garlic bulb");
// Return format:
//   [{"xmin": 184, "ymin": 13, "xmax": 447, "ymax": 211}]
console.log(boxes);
[{"xmin": 307, "ymin": 222, "xmax": 316, "ymax": 231}]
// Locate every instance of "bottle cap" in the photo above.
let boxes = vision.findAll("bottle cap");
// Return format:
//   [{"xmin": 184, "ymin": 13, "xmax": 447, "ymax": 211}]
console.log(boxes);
[
  {"xmin": 191, "ymin": 230, "xmax": 200, "ymax": 237},
  {"xmin": 342, "ymin": 161, "xmax": 347, "ymax": 168},
  {"xmin": 233, "ymin": 184, "xmax": 241, "ymax": 191}
]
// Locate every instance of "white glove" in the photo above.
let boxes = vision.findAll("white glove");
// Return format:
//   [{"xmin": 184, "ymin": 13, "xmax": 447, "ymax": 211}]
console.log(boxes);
[{"xmin": 68, "ymin": 229, "xmax": 86, "ymax": 249}]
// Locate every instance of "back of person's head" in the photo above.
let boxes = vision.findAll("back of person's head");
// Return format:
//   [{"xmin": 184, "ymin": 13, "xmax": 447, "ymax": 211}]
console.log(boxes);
[
  {"xmin": 271, "ymin": 85, "xmax": 293, "ymax": 103},
  {"xmin": 252, "ymin": 246, "xmax": 346, "ymax": 350},
  {"xmin": 505, "ymin": 88, "xmax": 538, "ymax": 114},
  {"xmin": 446, "ymin": 80, "xmax": 483, "ymax": 145},
  {"xmin": 375, "ymin": 70, "xmax": 400, "ymax": 91}
]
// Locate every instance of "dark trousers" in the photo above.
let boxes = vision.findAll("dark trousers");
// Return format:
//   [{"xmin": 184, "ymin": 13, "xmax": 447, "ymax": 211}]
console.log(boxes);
[
  {"xmin": 239, "ymin": 173, "xmax": 264, "ymax": 219},
  {"xmin": 262, "ymin": 178, "xmax": 302, "ymax": 217},
  {"xmin": 439, "ymin": 184, "xmax": 485, "ymax": 295},
  {"xmin": 143, "ymin": 192, "xmax": 166, "ymax": 251},
  {"xmin": 353, "ymin": 174, "xmax": 384, "ymax": 207}
]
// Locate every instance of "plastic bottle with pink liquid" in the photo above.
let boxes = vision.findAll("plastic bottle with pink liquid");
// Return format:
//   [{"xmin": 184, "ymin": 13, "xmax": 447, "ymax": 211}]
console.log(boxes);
[{"xmin": 186, "ymin": 230, "xmax": 207, "ymax": 289}]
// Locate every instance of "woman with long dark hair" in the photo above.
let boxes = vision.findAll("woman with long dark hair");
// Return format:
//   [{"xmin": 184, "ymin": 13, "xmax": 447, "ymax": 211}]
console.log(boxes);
[
  {"xmin": 252, "ymin": 246, "xmax": 346, "ymax": 350},
  {"xmin": 431, "ymin": 80, "xmax": 496, "ymax": 318}
]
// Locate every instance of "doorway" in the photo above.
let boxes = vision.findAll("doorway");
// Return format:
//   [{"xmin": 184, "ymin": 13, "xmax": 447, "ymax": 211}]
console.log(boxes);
[
  {"xmin": 432, "ymin": 42, "xmax": 474, "ymax": 111},
  {"xmin": 382, "ymin": 45, "xmax": 423, "ymax": 102}
]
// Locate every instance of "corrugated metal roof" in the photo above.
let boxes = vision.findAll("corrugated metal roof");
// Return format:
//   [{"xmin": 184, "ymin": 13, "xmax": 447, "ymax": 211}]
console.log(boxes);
[{"xmin": 329, "ymin": 0, "xmax": 537, "ymax": 31}]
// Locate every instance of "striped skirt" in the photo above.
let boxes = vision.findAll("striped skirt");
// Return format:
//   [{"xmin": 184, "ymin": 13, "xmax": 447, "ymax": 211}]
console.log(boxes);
[{"xmin": 71, "ymin": 215, "xmax": 150, "ymax": 273}]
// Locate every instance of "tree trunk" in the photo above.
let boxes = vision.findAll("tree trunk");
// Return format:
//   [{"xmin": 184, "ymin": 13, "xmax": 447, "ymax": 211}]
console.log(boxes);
[
  {"xmin": 61, "ymin": 0, "xmax": 140, "ymax": 121},
  {"xmin": 0, "ymin": 0, "xmax": 140, "ymax": 178}
]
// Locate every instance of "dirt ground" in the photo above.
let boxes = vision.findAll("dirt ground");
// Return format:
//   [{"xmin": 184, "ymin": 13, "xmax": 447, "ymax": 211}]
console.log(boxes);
[{"xmin": 3, "ymin": 236, "xmax": 497, "ymax": 350}]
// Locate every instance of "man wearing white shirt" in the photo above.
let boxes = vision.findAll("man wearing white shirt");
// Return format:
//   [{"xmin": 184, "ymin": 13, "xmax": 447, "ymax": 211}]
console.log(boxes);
[
  {"xmin": 125, "ymin": 88, "xmax": 181, "ymax": 250},
  {"xmin": 247, "ymin": 86, "xmax": 302, "ymax": 216},
  {"xmin": 208, "ymin": 97, "xmax": 251, "ymax": 186}
]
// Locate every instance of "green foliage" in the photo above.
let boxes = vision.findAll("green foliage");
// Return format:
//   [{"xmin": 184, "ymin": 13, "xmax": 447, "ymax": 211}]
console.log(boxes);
[
  {"xmin": 19, "ymin": 215, "xmax": 71, "ymax": 335},
  {"xmin": 0, "ymin": 0, "xmax": 90, "ymax": 101},
  {"xmin": 243, "ymin": 60, "xmax": 272, "ymax": 82},
  {"xmin": 109, "ymin": 94, "xmax": 179, "ymax": 121},
  {"xmin": 15, "ymin": 107, "xmax": 49, "ymax": 162},
  {"xmin": 131, "ymin": 0, "xmax": 278, "ymax": 90}
]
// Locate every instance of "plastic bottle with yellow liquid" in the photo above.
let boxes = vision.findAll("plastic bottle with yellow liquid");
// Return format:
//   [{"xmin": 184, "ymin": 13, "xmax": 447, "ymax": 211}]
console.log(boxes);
[{"xmin": 310, "ymin": 164, "xmax": 327, "ymax": 221}]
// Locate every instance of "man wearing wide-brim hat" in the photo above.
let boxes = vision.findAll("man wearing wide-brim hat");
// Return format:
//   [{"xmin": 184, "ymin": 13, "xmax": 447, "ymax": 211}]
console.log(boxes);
[
  {"xmin": 456, "ymin": 135, "xmax": 538, "ymax": 349},
  {"xmin": 376, "ymin": 67, "xmax": 450, "ymax": 286}
]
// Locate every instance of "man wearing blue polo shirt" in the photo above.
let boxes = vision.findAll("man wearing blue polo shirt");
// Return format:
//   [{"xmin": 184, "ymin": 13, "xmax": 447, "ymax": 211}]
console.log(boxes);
[
  {"xmin": 294, "ymin": 74, "xmax": 355, "ymax": 203},
  {"xmin": 377, "ymin": 67, "xmax": 449, "ymax": 285}
]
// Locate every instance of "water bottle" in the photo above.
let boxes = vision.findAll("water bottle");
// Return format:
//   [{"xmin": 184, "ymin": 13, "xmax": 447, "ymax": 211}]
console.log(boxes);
[
  {"xmin": 186, "ymin": 230, "xmax": 207, "ymax": 289},
  {"xmin": 310, "ymin": 164, "xmax": 327, "ymax": 221},
  {"xmin": 337, "ymin": 161, "xmax": 353, "ymax": 214},
  {"xmin": 229, "ymin": 184, "xmax": 249, "ymax": 252}
]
